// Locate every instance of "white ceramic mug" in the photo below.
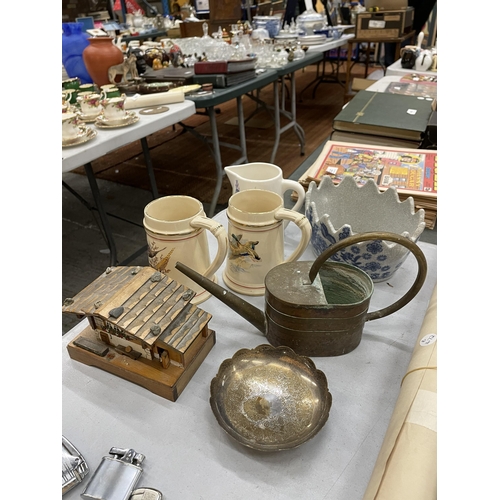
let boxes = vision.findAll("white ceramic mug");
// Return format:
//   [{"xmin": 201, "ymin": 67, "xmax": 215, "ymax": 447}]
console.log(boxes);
[
  {"xmin": 224, "ymin": 162, "xmax": 306, "ymax": 213},
  {"xmin": 143, "ymin": 195, "xmax": 229, "ymax": 304},
  {"xmin": 62, "ymin": 112, "xmax": 83, "ymax": 141},
  {"xmin": 223, "ymin": 189, "xmax": 311, "ymax": 296},
  {"xmin": 77, "ymin": 92, "xmax": 102, "ymax": 116},
  {"xmin": 100, "ymin": 94, "xmax": 127, "ymax": 122}
]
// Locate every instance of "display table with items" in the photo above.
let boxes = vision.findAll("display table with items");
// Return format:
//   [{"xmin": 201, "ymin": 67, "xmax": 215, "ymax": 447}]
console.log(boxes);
[{"xmin": 62, "ymin": 204, "xmax": 437, "ymax": 499}]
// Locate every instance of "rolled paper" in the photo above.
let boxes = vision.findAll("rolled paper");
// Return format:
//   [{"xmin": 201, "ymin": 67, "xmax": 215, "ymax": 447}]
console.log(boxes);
[
  {"xmin": 124, "ymin": 90, "xmax": 185, "ymax": 109},
  {"xmin": 363, "ymin": 284, "xmax": 437, "ymax": 500}
]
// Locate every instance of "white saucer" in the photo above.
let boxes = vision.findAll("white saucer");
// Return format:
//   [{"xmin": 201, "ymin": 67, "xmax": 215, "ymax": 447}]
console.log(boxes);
[
  {"xmin": 62, "ymin": 127, "xmax": 97, "ymax": 148},
  {"xmin": 79, "ymin": 112, "xmax": 101, "ymax": 123},
  {"xmin": 95, "ymin": 111, "xmax": 139, "ymax": 129}
]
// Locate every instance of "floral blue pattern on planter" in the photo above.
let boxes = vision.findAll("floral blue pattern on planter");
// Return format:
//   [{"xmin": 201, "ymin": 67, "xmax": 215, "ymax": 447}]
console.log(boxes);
[{"xmin": 305, "ymin": 176, "xmax": 426, "ymax": 282}]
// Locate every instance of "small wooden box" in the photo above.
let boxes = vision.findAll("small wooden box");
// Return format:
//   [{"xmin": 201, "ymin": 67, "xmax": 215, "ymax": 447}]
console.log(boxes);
[{"xmin": 355, "ymin": 8, "xmax": 414, "ymax": 39}]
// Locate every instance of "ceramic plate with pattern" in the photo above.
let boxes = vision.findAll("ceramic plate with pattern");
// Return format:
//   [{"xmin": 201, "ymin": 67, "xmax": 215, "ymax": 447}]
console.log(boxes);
[{"xmin": 62, "ymin": 127, "xmax": 97, "ymax": 148}]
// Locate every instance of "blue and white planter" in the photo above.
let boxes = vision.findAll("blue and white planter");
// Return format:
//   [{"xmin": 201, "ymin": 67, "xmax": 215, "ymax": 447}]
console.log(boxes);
[{"xmin": 305, "ymin": 176, "xmax": 426, "ymax": 282}]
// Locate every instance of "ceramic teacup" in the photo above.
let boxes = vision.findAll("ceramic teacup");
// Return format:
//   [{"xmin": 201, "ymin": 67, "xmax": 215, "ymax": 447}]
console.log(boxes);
[
  {"xmin": 77, "ymin": 93, "xmax": 101, "ymax": 117},
  {"xmin": 62, "ymin": 77, "xmax": 80, "ymax": 90},
  {"xmin": 62, "ymin": 88, "xmax": 77, "ymax": 105},
  {"xmin": 100, "ymin": 94, "xmax": 127, "ymax": 123},
  {"xmin": 62, "ymin": 112, "xmax": 83, "ymax": 141},
  {"xmin": 100, "ymin": 87, "xmax": 121, "ymax": 99},
  {"xmin": 78, "ymin": 83, "xmax": 95, "ymax": 93}
]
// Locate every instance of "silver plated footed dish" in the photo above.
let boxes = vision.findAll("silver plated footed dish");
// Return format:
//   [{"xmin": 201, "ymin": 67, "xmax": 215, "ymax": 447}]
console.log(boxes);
[{"xmin": 210, "ymin": 344, "xmax": 332, "ymax": 452}]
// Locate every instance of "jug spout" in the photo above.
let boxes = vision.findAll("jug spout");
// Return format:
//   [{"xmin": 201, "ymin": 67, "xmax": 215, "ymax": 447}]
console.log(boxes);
[
  {"xmin": 224, "ymin": 165, "xmax": 242, "ymax": 192},
  {"xmin": 175, "ymin": 261, "xmax": 267, "ymax": 335}
]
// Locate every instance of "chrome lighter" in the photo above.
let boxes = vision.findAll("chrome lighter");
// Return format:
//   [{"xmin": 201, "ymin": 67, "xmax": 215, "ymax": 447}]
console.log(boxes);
[{"xmin": 81, "ymin": 447, "xmax": 145, "ymax": 500}]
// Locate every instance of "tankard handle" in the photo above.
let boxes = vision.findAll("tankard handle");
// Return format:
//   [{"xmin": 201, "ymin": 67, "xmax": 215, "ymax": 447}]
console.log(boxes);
[
  {"xmin": 281, "ymin": 179, "xmax": 306, "ymax": 213},
  {"xmin": 190, "ymin": 216, "xmax": 229, "ymax": 280},
  {"xmin": 308, "ymin": 231, "xmax": 428, "ymax": 322},
  {"xmin": 274, "ymin": 208, "xmax": 311, "ymax": 264}
]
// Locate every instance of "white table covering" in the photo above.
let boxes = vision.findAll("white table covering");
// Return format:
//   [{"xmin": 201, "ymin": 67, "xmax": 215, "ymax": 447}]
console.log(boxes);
[
  {"xmin": 62, "ymin": 209, "xmax": 437, "ymax": 500},
  {"xmin": 385, "ymin": 59, "xmax": 437, "ymax": 78}
]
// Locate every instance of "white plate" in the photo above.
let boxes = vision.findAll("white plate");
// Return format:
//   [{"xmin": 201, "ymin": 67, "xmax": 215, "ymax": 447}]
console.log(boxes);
[{"xmin": 62, "ymin": 127, "xmax": 97, "ymax": 147}]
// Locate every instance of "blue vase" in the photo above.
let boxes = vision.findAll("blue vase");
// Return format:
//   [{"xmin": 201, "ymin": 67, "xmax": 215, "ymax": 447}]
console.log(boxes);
[{"xmin": 62, "ymin": 23, "xmax": 92, "ymax": 84}]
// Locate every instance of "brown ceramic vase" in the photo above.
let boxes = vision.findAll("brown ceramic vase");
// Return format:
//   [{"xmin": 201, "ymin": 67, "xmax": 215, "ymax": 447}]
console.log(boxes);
[{"xmin": 82, "ymin": 37, "xmax": 124, "ymax": 87}]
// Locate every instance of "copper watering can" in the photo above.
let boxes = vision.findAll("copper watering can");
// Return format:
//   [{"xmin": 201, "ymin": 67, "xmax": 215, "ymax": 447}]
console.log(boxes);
[{"xmin": 175, "ymin": 232, "xmax": 427, "ymax": 357}]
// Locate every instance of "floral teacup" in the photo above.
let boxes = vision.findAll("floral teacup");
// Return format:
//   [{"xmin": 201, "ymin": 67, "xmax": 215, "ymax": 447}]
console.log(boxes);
[
  {"xmin": 77, "ymin": 93, "xmax": 102, "ymax": 117},
  {"xmin": 62, "ymin": 112, "xmax": 83, "ymax": 141},
  {"xmin": 101, "ymin": 94, "xmax": 127, "ymax": 123}
]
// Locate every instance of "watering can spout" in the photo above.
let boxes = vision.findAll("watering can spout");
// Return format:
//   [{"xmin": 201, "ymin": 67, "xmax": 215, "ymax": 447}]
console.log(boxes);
[{"xmin": 175, "ymin": 261, "xmax": 267, "ymax": 335}]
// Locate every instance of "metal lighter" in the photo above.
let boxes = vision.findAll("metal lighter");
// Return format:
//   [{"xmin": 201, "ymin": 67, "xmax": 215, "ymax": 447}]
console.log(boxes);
[{"xmin": 81, "ymin": 447, "xmax": 145, "ymax": 500}]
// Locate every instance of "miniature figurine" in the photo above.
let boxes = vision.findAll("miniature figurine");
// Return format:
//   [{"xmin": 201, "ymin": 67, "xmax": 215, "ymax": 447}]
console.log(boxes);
[{"xmin": 108, "ymin": 53, "xmax": 139, "ymax": 83}]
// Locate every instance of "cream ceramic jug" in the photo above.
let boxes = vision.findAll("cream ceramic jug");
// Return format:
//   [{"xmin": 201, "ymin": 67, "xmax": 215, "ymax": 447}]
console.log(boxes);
[
  {"xmin": 143, "ymin": 196, "xmax": 228, "ymax": 304},
  {"xmin": 223, "ymin": 189, "xmax": 311, "ymax": 296},
  {"xmin": 224, "ymin": 162, "xmax": 306, "ymax": 213}
]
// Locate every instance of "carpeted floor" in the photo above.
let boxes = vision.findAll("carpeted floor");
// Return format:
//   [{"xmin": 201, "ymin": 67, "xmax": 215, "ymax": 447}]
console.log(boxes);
[{"xmin": 71, "ymin": 63, "xmax": 378, "ymax": 206}]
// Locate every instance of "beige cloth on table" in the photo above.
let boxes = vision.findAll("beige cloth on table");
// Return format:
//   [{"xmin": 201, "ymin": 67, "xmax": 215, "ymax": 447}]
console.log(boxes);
[{"xmin": 363, "ymin": 284, "xmax": 437, "ymax": 500}]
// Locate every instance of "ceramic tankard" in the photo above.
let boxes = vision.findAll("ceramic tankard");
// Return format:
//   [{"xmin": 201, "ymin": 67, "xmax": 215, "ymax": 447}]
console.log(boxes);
[
  {"xmin": 224, "ymin": 162, "xmax": 306, "ymax": 213},
  {"xmin": 143, "ymin": 196, "xmax": 229, "ymax": 304},
  {"xmin": 223, "ymin": 189, "xmax": 311, "ymax": 296}
]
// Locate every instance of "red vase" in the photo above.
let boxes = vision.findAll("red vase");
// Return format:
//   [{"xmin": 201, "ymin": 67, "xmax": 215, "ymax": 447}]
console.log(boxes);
[{"xmin": 82, "ymin": 37, "xmax": 124, "ymax": 88}]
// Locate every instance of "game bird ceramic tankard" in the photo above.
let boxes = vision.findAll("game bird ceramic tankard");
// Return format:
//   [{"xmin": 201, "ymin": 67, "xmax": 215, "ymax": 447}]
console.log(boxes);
[
  {"xmin": 221, "ymin": 189, "xmax": 311, "ymax": 296},
  {"xmin": 143, "ymin": 195, "xmax": 228, "ymax": 305}
]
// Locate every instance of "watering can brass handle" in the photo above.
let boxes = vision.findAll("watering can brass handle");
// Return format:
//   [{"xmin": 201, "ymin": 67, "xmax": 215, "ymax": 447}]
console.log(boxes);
[{"xmin": 308, "ymin": 231, "xmax": 428, "ymax": 322}]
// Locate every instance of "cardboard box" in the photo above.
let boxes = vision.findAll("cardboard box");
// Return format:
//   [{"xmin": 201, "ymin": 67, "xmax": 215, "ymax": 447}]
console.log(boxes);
[{"xmin": 356, "ymin": 7, "xmax": 414, "ymax": 39}]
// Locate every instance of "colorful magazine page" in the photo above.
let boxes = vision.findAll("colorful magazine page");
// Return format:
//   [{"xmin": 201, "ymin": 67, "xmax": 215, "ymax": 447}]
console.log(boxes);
[{"xmin": 305, "ymin": 141, "xmax": 437, "ymax": 198}]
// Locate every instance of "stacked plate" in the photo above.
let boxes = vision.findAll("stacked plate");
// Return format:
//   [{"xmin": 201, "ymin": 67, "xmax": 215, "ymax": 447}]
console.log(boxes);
[{"xmin": 298, "ymin": 34, "xmax": 327, "ymax": 45}]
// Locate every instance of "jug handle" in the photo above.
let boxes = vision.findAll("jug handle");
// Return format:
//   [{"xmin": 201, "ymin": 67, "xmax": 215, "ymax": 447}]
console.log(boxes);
[
  {"xmin": 274, "ymin": 208, "xmax": 311, "ymax": 263},
  {"xmin": 190, "ymin": 215, "xmax": 229, "ymax": 279},
  {"xmin": 308, "ymin": 231, "xmax": 427, "ymax": 321},
  {"xmin": 281, "ymin": 179, "xmax": 306, "ymax": 213}
]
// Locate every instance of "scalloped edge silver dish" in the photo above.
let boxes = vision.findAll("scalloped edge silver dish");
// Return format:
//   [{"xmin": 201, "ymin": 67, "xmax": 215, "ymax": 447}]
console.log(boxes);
[{"xmin": 210, "ymin": 344, "xmax": 332, "ymax": 452}]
